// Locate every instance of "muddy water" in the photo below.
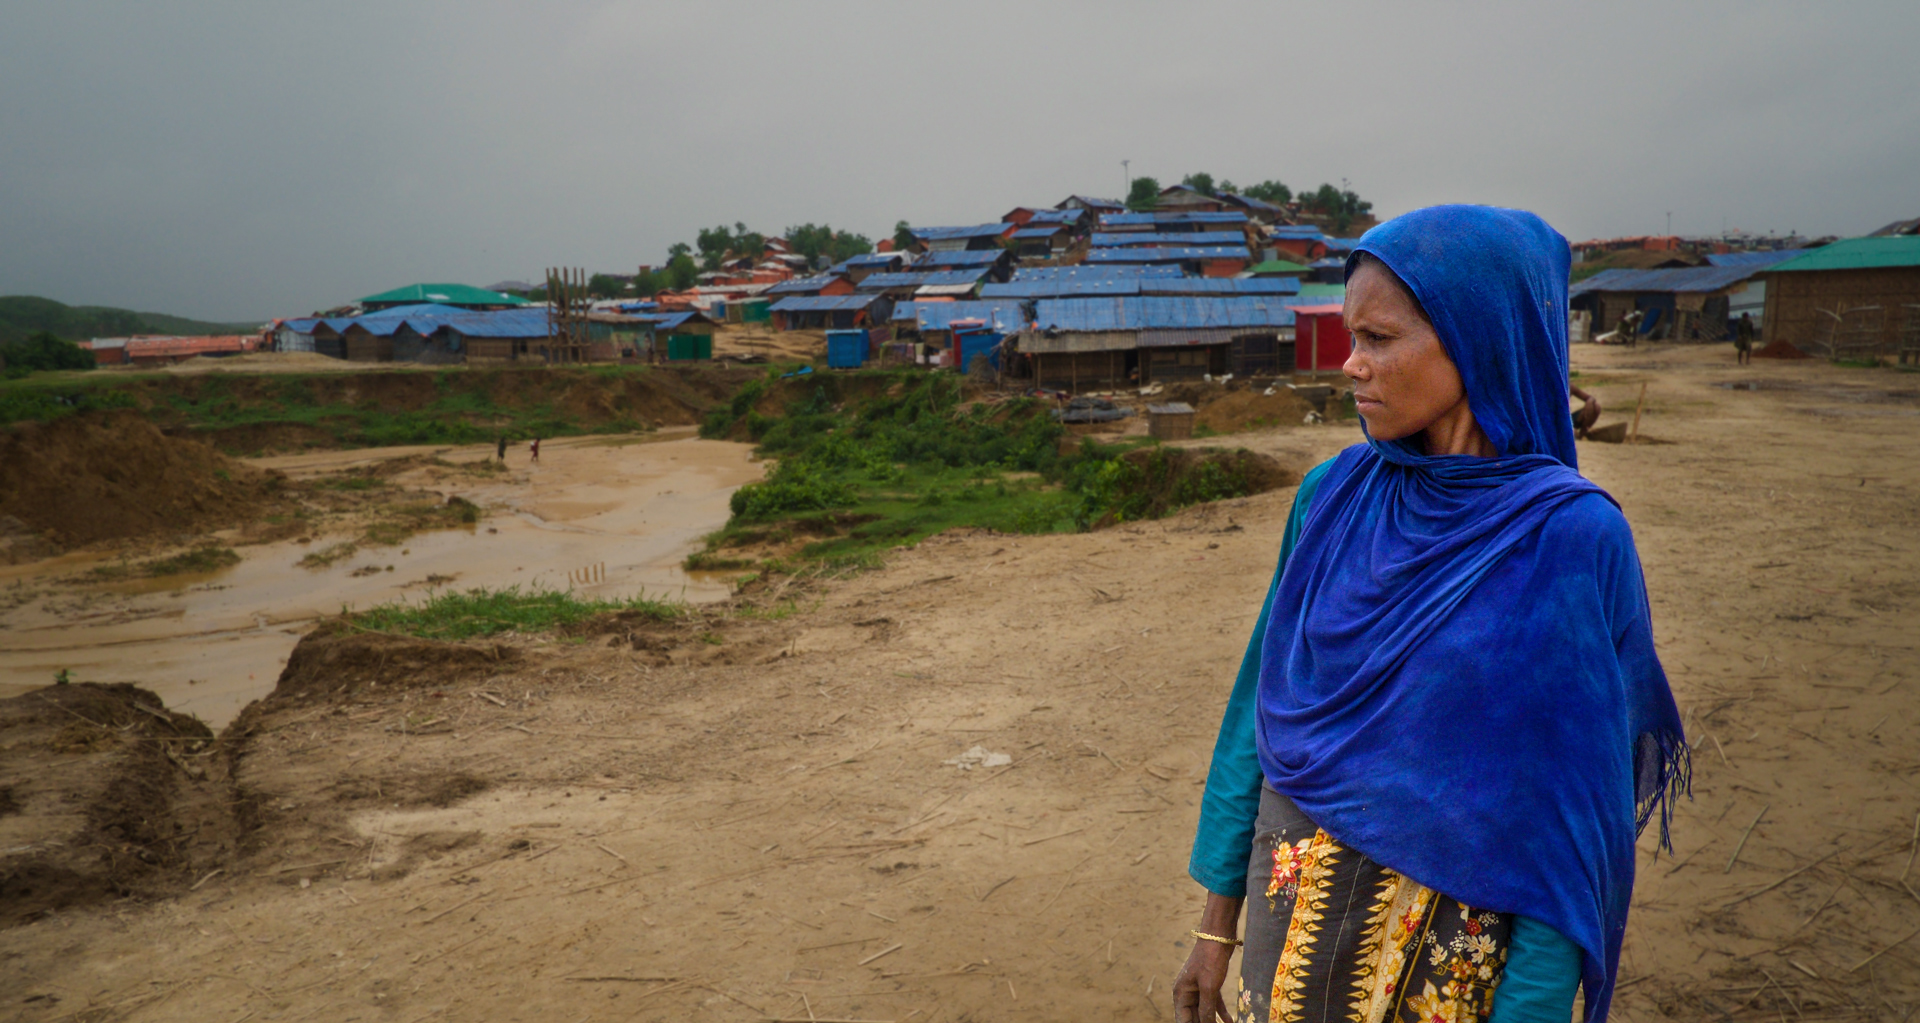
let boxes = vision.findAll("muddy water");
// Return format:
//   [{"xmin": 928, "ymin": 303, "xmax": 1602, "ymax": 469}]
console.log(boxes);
[{"xmin": 0, "ymin": 432, "xmax": 761, "ymax": 728}]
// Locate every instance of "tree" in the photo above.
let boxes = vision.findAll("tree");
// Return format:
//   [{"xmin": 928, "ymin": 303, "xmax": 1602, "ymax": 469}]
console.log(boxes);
[
  {"xmin": 1124, "ymin": 176, "xmax": 1161, "ymax": 211},
  {"xmin": 694, "ymin": 222, "xmax": 767, "ymax": 271},
  {"xmin": 784, "ymin": 223, "xmax": 873, "ymax": 265},
  {"xmin": 892, "ymin": 220, "xmax": 917, "ymax": 252},
  {"xmin": 1180, "ymin": 172, "xmax": 1216, "ymax": 197},
  {"xmin": 0, "ymin": 330, "xmax": 94, "ymax": 376},
  {"xmin": 1300, "ymin": 183, "xmax": 1373, "ymax": 232},
  {"xmin": 665, "ymin": 253, "xmax": 699, "ymax": 291},
  {"xmin": 1239, "ymin": 179, "xmax": 1293, "ymax": 205},
  {"xmin": 668, "ymin": 242, "xmax": 692, "ymax": 261},
  {"xmin": 586, "ymin": 273, "xmax": 630, "ymax": 299}
]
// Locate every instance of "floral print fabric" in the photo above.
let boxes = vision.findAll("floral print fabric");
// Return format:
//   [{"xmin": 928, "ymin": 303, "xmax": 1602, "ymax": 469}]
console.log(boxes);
[{"xmin": 1238, "ymin": 784, "xmax": 1510, "ymax": 1023}]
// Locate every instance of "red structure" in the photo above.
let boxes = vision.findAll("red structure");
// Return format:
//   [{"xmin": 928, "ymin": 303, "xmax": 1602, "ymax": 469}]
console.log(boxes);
[{"xmin": 1291, "ymin": 304, "xmax": 1350, "ymax": 374}]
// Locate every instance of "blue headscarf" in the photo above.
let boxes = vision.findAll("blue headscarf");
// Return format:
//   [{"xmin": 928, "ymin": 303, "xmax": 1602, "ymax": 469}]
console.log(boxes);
[{"xmin": 1255, "ymin": 206, "xmax": 1686, "ymax": 1020}]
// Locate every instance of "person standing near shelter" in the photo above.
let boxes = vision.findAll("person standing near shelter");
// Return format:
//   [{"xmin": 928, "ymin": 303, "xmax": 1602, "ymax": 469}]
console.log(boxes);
[
  {"xmin": 1734, "ymin": 312, "xmax": 1755, "ymax": 365},
  {"xmin": 1172, "ymin": 206, "xmax": 1686, "ymax": 1023},
  {"xmin": 530, "ymin": 437, "xmax": 541, "ymax": 462},
  {"xmin": 496, "ymin": 435, "xmax": 508, "ymax": 462}
]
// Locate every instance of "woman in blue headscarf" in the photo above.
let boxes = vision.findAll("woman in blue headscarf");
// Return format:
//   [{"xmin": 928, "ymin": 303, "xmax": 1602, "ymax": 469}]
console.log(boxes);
[{"xmin": 1170, "ymin": 206, "xmax": 1686, "ymax": 1023}]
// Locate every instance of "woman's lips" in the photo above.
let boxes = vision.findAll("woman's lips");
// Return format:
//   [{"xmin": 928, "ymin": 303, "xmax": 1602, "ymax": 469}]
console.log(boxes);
[{"xmin": 1354, "ymin": 394, "xmax": 1382, "ymax": 410}]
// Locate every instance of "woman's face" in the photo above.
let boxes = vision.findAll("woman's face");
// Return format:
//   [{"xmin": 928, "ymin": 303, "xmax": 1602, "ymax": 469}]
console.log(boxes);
[{"xmin": 1341, "ymin": 262, "xmax": 1468, "ymax": 442}]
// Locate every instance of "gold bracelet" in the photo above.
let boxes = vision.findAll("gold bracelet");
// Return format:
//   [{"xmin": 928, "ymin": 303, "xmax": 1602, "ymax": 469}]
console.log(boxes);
[{"xmin": 1189, "ymin": 929, "xmax": 1244, "ymax": 947}]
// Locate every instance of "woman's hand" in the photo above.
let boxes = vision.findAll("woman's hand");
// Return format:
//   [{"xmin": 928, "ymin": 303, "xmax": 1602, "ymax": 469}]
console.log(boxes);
[{"xmin": 1173, "ymin": 893, "xmax": 1243, "ymax": 1023}]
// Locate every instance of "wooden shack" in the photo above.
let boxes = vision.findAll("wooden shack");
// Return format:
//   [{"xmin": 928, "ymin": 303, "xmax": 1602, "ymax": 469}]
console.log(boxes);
[{"xmin": 1148, "ymin": 402, "xmax": 1196, "ymax": 440}]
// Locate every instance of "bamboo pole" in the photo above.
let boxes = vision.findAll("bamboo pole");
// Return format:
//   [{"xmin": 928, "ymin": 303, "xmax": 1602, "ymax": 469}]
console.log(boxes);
[{"xmin": 1627, "ymin": 382, "xmax": 1647, "ymax": 444}]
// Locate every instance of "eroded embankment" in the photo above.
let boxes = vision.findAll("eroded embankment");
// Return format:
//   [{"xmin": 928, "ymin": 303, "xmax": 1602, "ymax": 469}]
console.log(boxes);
[
  {"xmin": 2, "ymin": 364, "xmax": 758, "ymax": 455},
  {"xmin": 0, "ymin": 410, "xmax": 289, "ymax": 556}
]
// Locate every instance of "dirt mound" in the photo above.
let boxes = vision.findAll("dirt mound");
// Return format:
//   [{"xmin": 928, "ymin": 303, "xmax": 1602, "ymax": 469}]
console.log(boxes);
[
  {"xmin": 0, "ymin": 683, "xmax": 223, "ymax": 926},
  {"xmin": 1754, "ymin": 339, "xmax": 1811, "ymax": 360},
  {"xmin": 1196, "ymin": 388, "xmax": 1316, "ymax": 433},
  {"xmin": 239, "ymin": 629, "xmax": 519, "ymax": 715},
  {"xmin": 0, "ymin": 410, "xmax": 284, "ymax": 550}
]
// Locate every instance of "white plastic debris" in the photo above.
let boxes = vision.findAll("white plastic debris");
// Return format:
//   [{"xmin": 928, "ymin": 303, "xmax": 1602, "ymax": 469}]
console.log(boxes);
[
  {"xmin": 1303, "ymin": 410, "xmax": 1325, "ymax": 425},
  {"xmin": 1263, "ymin": 386, "xmax": 1276, "ymax": 396},
  {"xmin": 944, "ymin": 745, "xmax": 1012, "ymax": 771}
]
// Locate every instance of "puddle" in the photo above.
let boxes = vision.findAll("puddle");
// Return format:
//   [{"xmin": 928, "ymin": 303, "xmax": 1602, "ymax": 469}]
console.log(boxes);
[
  {"xmin": 1715, "ymin": 379, "xmax": 1920, "ymax": 402},
  {"xmin": 0, "ymin": 432, "xmax": 763, "ymax": 728}
]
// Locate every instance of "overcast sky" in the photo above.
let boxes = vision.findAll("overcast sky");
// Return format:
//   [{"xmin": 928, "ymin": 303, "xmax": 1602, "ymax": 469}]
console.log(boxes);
[{"xmin": 3, "ymin": 1, "xmax": 1915, "ymax": 322}]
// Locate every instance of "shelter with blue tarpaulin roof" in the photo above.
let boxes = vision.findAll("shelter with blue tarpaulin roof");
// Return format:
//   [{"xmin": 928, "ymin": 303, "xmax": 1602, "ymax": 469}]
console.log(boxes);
[
  {"xmin": 854, "ymin": 269, "xmax": 989, "ymax": 299},
  {"xmin": 1015, "ymin": 295, "xmax": 1309, "ymax": 389},
  {"xmin": 1092, "ymin": 231, "xmax": 1251, "ymax": 249},
  {"xmin": 1570, "ymin": 264, "xmax": 1773, "ymax": 341},
  {"xmin": 1084, "ymin": 245, "xmax": 1252, "ymax": 277},
  {"xmin": 907, "ymin": 223, "xmax": 1017, "ymax": 253},
  {"xmin": 768, "ymin": 293, "xmax": 892, "ymax": 331},
  {"xmin": 1098, "ymin": 210, "xmax": 1250, "ymax": 232},
  {"xmin": 912, "ymin": 249, "xmax": 1013, "ymax": 280}
]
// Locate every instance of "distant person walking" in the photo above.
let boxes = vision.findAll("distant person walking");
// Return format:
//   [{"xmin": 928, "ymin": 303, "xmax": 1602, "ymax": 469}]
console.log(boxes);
[
  {"xmin": 496, "ymin": 436, "xmax": 508, "ymax": 461},
  {"xmin": 1734, "ymin": 312, "xmax": 1755, "ymax": 365},
  {"xmin": 530, "ymin": 438, "xmax": 541, "ymax": 462}
]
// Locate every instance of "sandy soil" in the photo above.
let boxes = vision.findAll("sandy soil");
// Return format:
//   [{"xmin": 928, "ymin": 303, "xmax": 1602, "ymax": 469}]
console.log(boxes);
[{"xmin": 4, "ymin": 344, "xmax": 1917, "ymax": 1022}]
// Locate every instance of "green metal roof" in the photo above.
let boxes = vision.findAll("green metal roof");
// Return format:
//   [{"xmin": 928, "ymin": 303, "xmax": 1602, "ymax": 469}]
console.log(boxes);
[
  {"xmin": 358, "ymin": 283, "xmax": 530, "ymax": 306},
  {"xmin": 1248, "ymin": 259, "xmax": 1312, "ymax": 275},
  {"xmin": 1294, "ymin": 283, "xmax": 1347, "ymax": 300},
  {"xmin": 1764, "ymin": 237, "xmax": 1920, "ymax": 273}
]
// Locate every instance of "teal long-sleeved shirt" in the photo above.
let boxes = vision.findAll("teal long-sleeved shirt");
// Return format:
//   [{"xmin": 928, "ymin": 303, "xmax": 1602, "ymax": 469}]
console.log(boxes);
[{"xmin": 1187, "ymin": 460, "xmax": 1582, "ymax": 1021}]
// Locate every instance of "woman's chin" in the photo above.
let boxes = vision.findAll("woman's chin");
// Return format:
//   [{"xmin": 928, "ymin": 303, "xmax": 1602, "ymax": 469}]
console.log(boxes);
[{"xmin": 1358, "ymin": 411, "xmax": 1413, "ymax": 441}]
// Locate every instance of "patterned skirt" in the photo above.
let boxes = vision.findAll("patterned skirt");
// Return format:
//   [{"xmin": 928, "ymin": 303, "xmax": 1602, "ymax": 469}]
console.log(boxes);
[{"xmin": 1237, "ymin": 784, "xmax": 1513, "ymax": 1023}]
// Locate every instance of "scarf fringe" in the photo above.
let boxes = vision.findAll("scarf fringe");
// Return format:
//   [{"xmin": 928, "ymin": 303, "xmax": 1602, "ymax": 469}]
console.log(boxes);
[{"xmin": 1634, "ymin": 729, "xmax": 1692, "ymax": 855}]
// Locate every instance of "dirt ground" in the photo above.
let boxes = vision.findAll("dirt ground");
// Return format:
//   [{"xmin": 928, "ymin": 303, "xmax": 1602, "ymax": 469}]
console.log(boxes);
[{"xmin": 4, "ymin": 343, "xmax": 1918, "ymax": 1022}]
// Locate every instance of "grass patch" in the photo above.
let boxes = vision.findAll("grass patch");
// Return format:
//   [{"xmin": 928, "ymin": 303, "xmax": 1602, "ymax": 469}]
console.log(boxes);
[
  {"xmin": 0, "ymin": 365, "xmax": 670, "ymax": 451},
  {"xmin": 299, "ymin": 542, "xmax": 358, "ymax": 568},
  {"xmin": 312, "ymin": 476, "xmax": 386, "ymax": 491},
  {"xmin": 346, "ymin": 584, "xmax": 685, "ymax": 640},
  {"xmin": 91, "ymin": 545, "xmax": 241, "ymax": 580},
  {"xmin": 689, "ymin": 370, "xmax": 1286, "ymax": 572}
]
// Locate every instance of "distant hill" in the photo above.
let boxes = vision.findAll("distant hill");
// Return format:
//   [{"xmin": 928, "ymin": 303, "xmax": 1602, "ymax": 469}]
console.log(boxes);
[{"xmin": 0, "ymin": 295, "xmax": 261, "ymax": 346}]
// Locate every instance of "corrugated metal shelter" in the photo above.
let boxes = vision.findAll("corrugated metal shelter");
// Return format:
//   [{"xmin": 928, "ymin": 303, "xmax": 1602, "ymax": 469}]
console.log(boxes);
[
  {"xmin": 1292, "ymin": 304, "xmax": 1349, "ymax": 374},
  {"xmin": 768, "ymin": 294, "xmax": 891, "ymax": 331},
  {"xmin": 1759, "ymin": 237, "xmax": 1920, "ymax": 357},
  {"xmin": 1010, "ymin": 226, "xmax": 1072, "ymax": 257},
  {"xmin": 123, "ymin": 335, "xmax": 259, "ymax": 367},
  {"xmin": 86, "ymin": 337, "xmax": 130, "ymax": 366},
  {"xmin": 1025, "ymin": 208, "xmax": 1091, "ymax": 227},
  {"xmin": 1056, "ymin": 195, "xmax": 1125, "ymax": 213},
  {"xmin": 1219, "ymin": 192, "xmax": 1284, "ymax": 223},
  {"xmin": 765, "ymin": 274, "xmax": 853, "ymax": 297},
  {"xmin": 1155, "ymin": 184, "xmax": 1228, "ymax": 212},
  {"xmin": 358, "ymin": 283, "xmax": 530, "ymax": 311}
]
